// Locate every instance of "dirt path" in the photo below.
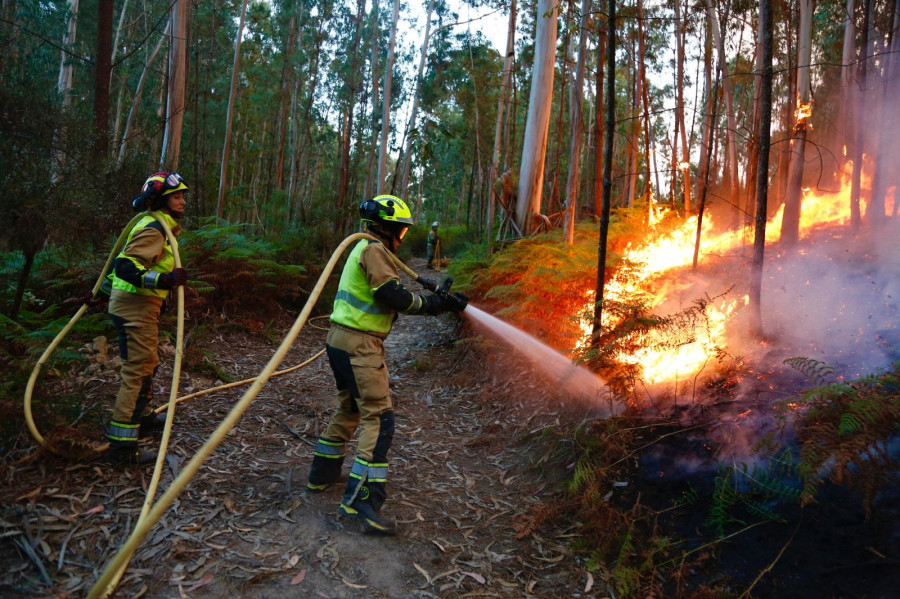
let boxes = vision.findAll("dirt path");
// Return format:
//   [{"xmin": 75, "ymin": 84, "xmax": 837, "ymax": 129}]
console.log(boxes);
[{"xmin": 0, "ymin": 261, "xmax": 599, "ymax": 598}]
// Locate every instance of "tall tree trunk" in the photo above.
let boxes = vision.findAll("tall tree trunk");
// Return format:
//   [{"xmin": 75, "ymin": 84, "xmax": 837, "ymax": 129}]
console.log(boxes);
[
  {"xmin": 52, "ymin": 0, "xmax": 79, "ymax": 182},
  {"xmin": 706, "ymin": 0, "xmax": 741, "ymax": 226},
  {"xmin": 515, "ymin": 0, "xmax": 558, "ymax": 235},
  {"xmin": 161, "ymin": 0, "xmax": 187, "ymax": 169},
  {"xmin": 674, "ymin": 0, "xmax": 691, "ymax": 214},
  {"xmin": 487, "ymin": 0, "xmax": 517, "ymax": 248},
  {"xmin": 744, "ymin": 16, "xmax": 764, "ymax": 225},
  {"xmin": 849, "ymin": 0, "xmax": 873, "ymax": 229},
  {"xmin": 591, "ymin": 0, "xmax": 615, "ymax": 349},
  {"xmin": 398, "ymin": 0, "xmax": 436, "ymax": 199},
  {"xmin": 337, "ymin": 0, "xmax": 367, "ymax": 232},
  {"xmin": 93, "ymin": 0, "xmax": 114, "ymax": 157},
  {"xmin": 868, "ymin": 0, "xmax": 900, "ymax": 226},
  {"xmin": 593, "ymin": 24, "xmax": 608, "ymax": 218},
  {"xmin": 376, "ymin": 0, "xmax": 401, "ymax": 195},
  {"xmin": 780, "ymin": 0, "xmax": 815, "ymax": 246},
  {"xmin": 695, "ymin": 19, "xmax": 713, "ymax": 212},
  {"xmin": 563, "ymin": 0, "xmax": 592, "ymax": 245},
  {"xmin": 216, "ymin": 0, "xmax": 249, "ymax": 220},
  {"xmin": 275, "ymin": 9, "xmax": 300, "ymax": 192},
  {"xmin": 750, "ymin": 0, "xmax": 774, "ymax": 338},
  {"xmin": 364, "ymin": 0, "xmax": 381, "ymax": 201},
  {"xmin": 637, "ymin": 0, "xmax": 652, "ymax": 205},
  {"xmin": 839, "ymin": 0, "xmax": 856, "ymax": 171},
  {"xmin": 117, "ymin": 22, "xmax": 168, "ymax": 167}
]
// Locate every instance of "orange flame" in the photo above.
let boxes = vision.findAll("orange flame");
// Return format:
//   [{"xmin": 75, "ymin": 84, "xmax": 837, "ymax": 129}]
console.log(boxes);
[{"xmin": 581, "ymin": 169, "xmax": 862, "ymax": 385}]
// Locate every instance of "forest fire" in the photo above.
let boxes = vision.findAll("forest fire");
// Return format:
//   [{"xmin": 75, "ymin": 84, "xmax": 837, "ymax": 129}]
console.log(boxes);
[{"xmin": 584, "ymin": 173, "xmax": 863, "ymax": 386}]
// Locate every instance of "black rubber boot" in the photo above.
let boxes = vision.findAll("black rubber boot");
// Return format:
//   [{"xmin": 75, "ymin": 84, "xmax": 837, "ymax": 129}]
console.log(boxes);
[
  {"xmin": 308, "ymin": 437, "xmax": 346, "ymax": 493},
  {"xmin": 101, "ymin": 442, "xmax": 156, "ymax": 465},
  {"xmin": 338, "ymin": 498, "xmax": 396, "ymax": 535},
  {"xmin": 139, "ymin": 413, "xmax": 166, "ymax": 437}
]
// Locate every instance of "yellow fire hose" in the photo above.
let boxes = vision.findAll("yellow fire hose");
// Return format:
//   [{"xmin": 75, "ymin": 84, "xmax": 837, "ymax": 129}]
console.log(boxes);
[{"xmin": 77, "ymin": 232, "xmax": 427, "ymax": 598}]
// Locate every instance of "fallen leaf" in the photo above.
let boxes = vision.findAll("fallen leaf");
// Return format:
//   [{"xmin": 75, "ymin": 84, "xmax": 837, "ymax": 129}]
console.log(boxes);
[
  {"xmin": 413, "ymin": 562, "xmax": 431, "ymax": 583},
  {"xmin": 290, "ymin": 569, "xmax": 307, "ymax": 585},
  {"xmin": 184, "ymin": 573, "xmax": 214, "ymax": 593},
  {"xmin": 341, "ymin": 577, "xmax": 367, "ymax": 589},
  {"xmin": 585, "ymin": 572, "xmax": 594, "ymax": 592},
  {"xmin": 287, "ymin": 554, "xmax": 300, "ymax": 567},
  {"xmin": 17, "ymin": 487, "xmax": 41, "ymax": 501},
  {"xmin": 463, "ymin": 571, "xmax": 486, "ymax": 584}
]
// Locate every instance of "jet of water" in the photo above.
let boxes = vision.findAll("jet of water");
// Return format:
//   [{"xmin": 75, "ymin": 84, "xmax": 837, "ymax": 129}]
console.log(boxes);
[{"xmin": 463, "ymin": 305, "xmax": 623, "ymax": 417}]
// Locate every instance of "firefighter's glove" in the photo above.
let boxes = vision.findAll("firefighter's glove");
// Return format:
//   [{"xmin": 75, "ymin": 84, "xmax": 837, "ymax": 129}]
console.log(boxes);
[
  {"xmin": 418, "ymin": 277, "xmax": 438, "ymax": 293},
  {"xmin": 66, "ymin": 293, "xmax": 107, "ymax": 308},
  {"xmin": 157, "ymin": 268, "xmax": 188, "ymax": 289},
  {"xmin": 443, "ymin": 291, "xmax": 469, "ymax": 313},
  {"xmin": 421, "ymin": 294, "xmax": 445, "ymax": 315}
]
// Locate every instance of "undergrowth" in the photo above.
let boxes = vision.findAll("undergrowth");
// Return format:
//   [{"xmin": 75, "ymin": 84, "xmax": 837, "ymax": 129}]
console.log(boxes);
[{"xmin": 773, "ymin": 357, "xmax": 900, "ymax": 512}]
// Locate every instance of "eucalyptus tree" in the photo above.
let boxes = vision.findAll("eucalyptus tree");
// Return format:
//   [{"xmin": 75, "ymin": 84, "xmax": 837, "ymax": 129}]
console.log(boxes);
[
  {"xmin": 516, "ymin": 0, "xmax": 559, "ymax": 235},
  {"xmin": 160, "ymin": 0, "xmax": 188, "ymax": 170},
  {"xmin": 563, "ymin": 0, "xmax": 591, "ymax": 245}
]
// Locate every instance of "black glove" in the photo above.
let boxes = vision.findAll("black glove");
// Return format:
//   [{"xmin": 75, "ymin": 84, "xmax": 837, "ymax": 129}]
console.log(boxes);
[
  {"xmin": 157, "ymin": 268, "xmax": 188, "ymax": 289},
  {"xmin": 418, "ymin": 277, "xmax": 438, "ymax": 293},
  {"xmin": 443, "ymin": 291, "xmax": 469, "ymax": 313},
  {"xmin": 421, "ymin": 294, "xmax": 444, "ymax": 315}
]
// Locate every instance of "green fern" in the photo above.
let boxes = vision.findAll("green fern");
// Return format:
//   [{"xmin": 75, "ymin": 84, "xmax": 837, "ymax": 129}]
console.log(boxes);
[{"xmin": 783, "ymin": 357, "xmax": 836, "ymax": 386}]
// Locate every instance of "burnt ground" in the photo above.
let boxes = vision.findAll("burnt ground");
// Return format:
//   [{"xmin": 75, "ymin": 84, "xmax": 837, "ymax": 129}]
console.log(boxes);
[
  {"xmin": 2, "ymin": 258, "xmax": 899, "ymax": 598},
  {"xmin": 0, "ymin": 261, "xmax": 604, "ymax": 598}
]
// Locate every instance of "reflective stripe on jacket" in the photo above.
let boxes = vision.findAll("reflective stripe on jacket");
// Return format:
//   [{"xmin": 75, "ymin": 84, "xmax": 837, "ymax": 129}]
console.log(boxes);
[
  {"xmin": 109, "ymin": 212, "xmax": 178, "ymax": 299},
  {"xmin": 330, "ymin": 240, "xmax": 395, "ymax": 334}
]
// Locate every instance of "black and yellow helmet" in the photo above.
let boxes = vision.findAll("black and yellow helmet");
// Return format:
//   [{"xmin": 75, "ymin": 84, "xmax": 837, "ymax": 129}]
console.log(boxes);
[{"xmin": 359, "ymin": 195, "xmax": 414, "ymax": 227}]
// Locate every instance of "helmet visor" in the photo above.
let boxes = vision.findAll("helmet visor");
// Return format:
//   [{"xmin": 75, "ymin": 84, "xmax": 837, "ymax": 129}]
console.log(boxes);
[
  {"xmin": 164, "ymin": 172, "xmax": 183, "ymax": 189},
  {"xmin": 396, "ymin": 226, "xmax": 409, "ymax": 241}
]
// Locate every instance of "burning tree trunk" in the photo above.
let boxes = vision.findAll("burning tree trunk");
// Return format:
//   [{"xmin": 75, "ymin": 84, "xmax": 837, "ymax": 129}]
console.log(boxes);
[
  {"xmin": 591, "ymin": 0, "xmax": 615, "ymax": 349},
  {"xmin": 779, "ymin": 0, "xmax": 815, "ymax": 247},
  {"xmin": 563, "ymin": 0, "xmax": 592, "ymax": 246},
  {"xmin": 750, "ymin": 0, "xmax": 774, "ymax": 338},
  {"xmin": 515, "ymin": 0, "xmax": 558, "ymax": 235}
]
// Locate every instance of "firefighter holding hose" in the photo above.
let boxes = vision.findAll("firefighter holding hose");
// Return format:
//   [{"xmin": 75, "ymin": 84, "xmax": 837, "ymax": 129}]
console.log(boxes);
[
  {"xmin": 307, "ymin": 195, "xmax": 467, "ymax": 534},
  {"xmin": 102, "ymin": 172, "xmax": 189, "ymax": 465}
]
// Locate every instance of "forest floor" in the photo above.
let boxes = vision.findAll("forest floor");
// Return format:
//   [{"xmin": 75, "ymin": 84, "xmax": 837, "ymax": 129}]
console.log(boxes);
[
  {"xmin": 1, "ymin": 257, "xmax": 899, "ymax": 598},
  {"xmin": 0, "ymin": 259, "xmax": 605, "ymax": 598}
]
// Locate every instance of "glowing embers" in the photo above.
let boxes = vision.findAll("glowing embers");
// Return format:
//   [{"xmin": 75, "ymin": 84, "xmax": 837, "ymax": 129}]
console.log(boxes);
[{"xmin": 794, "ymin": 98, "xmax": 813, "ymax": 131}]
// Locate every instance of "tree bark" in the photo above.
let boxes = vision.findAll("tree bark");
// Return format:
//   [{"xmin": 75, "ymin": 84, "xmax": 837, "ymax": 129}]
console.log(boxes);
[
  {"xmin": 849, "ymin": 0, "xmax": 873, "ymax": 229},
  {"xmin": 750, "ymin": 0, "xmax": 774, "ymax": 338},
  {"xmin": 674, "ymin": 0, "xmax": 691, "ymax": 215},
  {"xmin": 487, "ymin": 0, "xmax": 517, "ymax": 248},
  {"xmin": 216, "ymin": 0, "xmax": 249, "ymax": 220},
  {"xmin": 376, "ymin": 0, "xmax": 401, "ymax": 195},
  {"xmin": 161, "ymin": 0, "xmax": 187, "ymax": 169},
  {"xmin": 563, "ymin": 0, "xmax": 592, "ymax": 245},
  {"xmin": 93, "ymin": 0, "xmax": 114, "ymax": 157},
  {"xmin": 515, "ymin": 0, "xmax": 558, "ymax": 235},
  {"xmin": 780, "ymin": 0, "xmax": 815, "ymax": 246},
  {"xmin": 591, "ymin": 0, "xmax": 615, "ymax": 349},
  {"xmin": 337, "ymin": 0, "xmax": 367, "ymax": 233}
]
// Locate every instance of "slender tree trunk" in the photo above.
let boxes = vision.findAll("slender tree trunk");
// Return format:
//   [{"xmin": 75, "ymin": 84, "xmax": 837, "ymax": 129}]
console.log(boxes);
[
  {"xmin": 839, "ymin": 0, "xmax": 856, "ymax": 171},
  {"xmin": 488, "ymin": 0, "xmax": 517, "ymax": 249},
  {"xmin": 780, "ymin": 0, "xmax": 815, "ymax": 246},
  {"xmin": 216, "ymin": 0, "xmax": 249, "ymax": 220},
  {"xmin": 745, "ymin": 19, "xmax": 764, "ymax": 225},
  {"xmin": 337, "ymin": 0, "xmax": 367, "ymax": 232},
  {"xmin": 591, "ymin": 0, "xmax": 615, "ymax": 349},
  {"xmin": 868, "ymin": 0, "xmax": 900, "ymax": 227},
  {"xmin": 674, "ymin": 0, "xmax": 692, "ymax": 214},
  {"xmin": 52, "ymin": 0, "xmax": 79, "ymax": 182},
  {"xmin": 93, "ymin": 0, "xmax": 114, "ymax": 157},
  {"xmin": 563, "ymin": 0, "xmax": 592, "ymax": 245},
  {"xmin": 637, "ymin": 0, "xmax": 652, "ymax": 205},
  {"xmin": 515, "ymin": 0, "xmax": 559, "ymax": 235},
  {"xmin": 849, "ymin": 0, "xmax": 874, "ymax": 228},
  {"xmin": 593, "ymin": 24, "xmax": 608, "ymax": 218},
  {"xmin": 117, "ymin": 22, "xmax": 168, "ymax": 166},
  {"xmin": 376, "ymin": 0, "xmax": 401, "ymax": 195},
  {"xmin": 161, "ymin": 0, "xmax": 187, "ymax": 169},
  {"xmin": 750, "ymin": 0, "xmax": 774, "ymax": 338},
  {"xmin": 275, "ymin": 10, "xmax": 299, "ymax": 192},
  {"xmin": 695, "ymin": 19, "xmax": 713, "ymax": 211},
  {"xmin": 398, "ymin": 0, "xmax": 435, "ymax": 199},
  {"xmin": 706, "ymin": 0, "xmax": 741, "ymax": 226},
  {"xmin": 364, "ymin": 0, "xmax": 381, "ymax": 201}
]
